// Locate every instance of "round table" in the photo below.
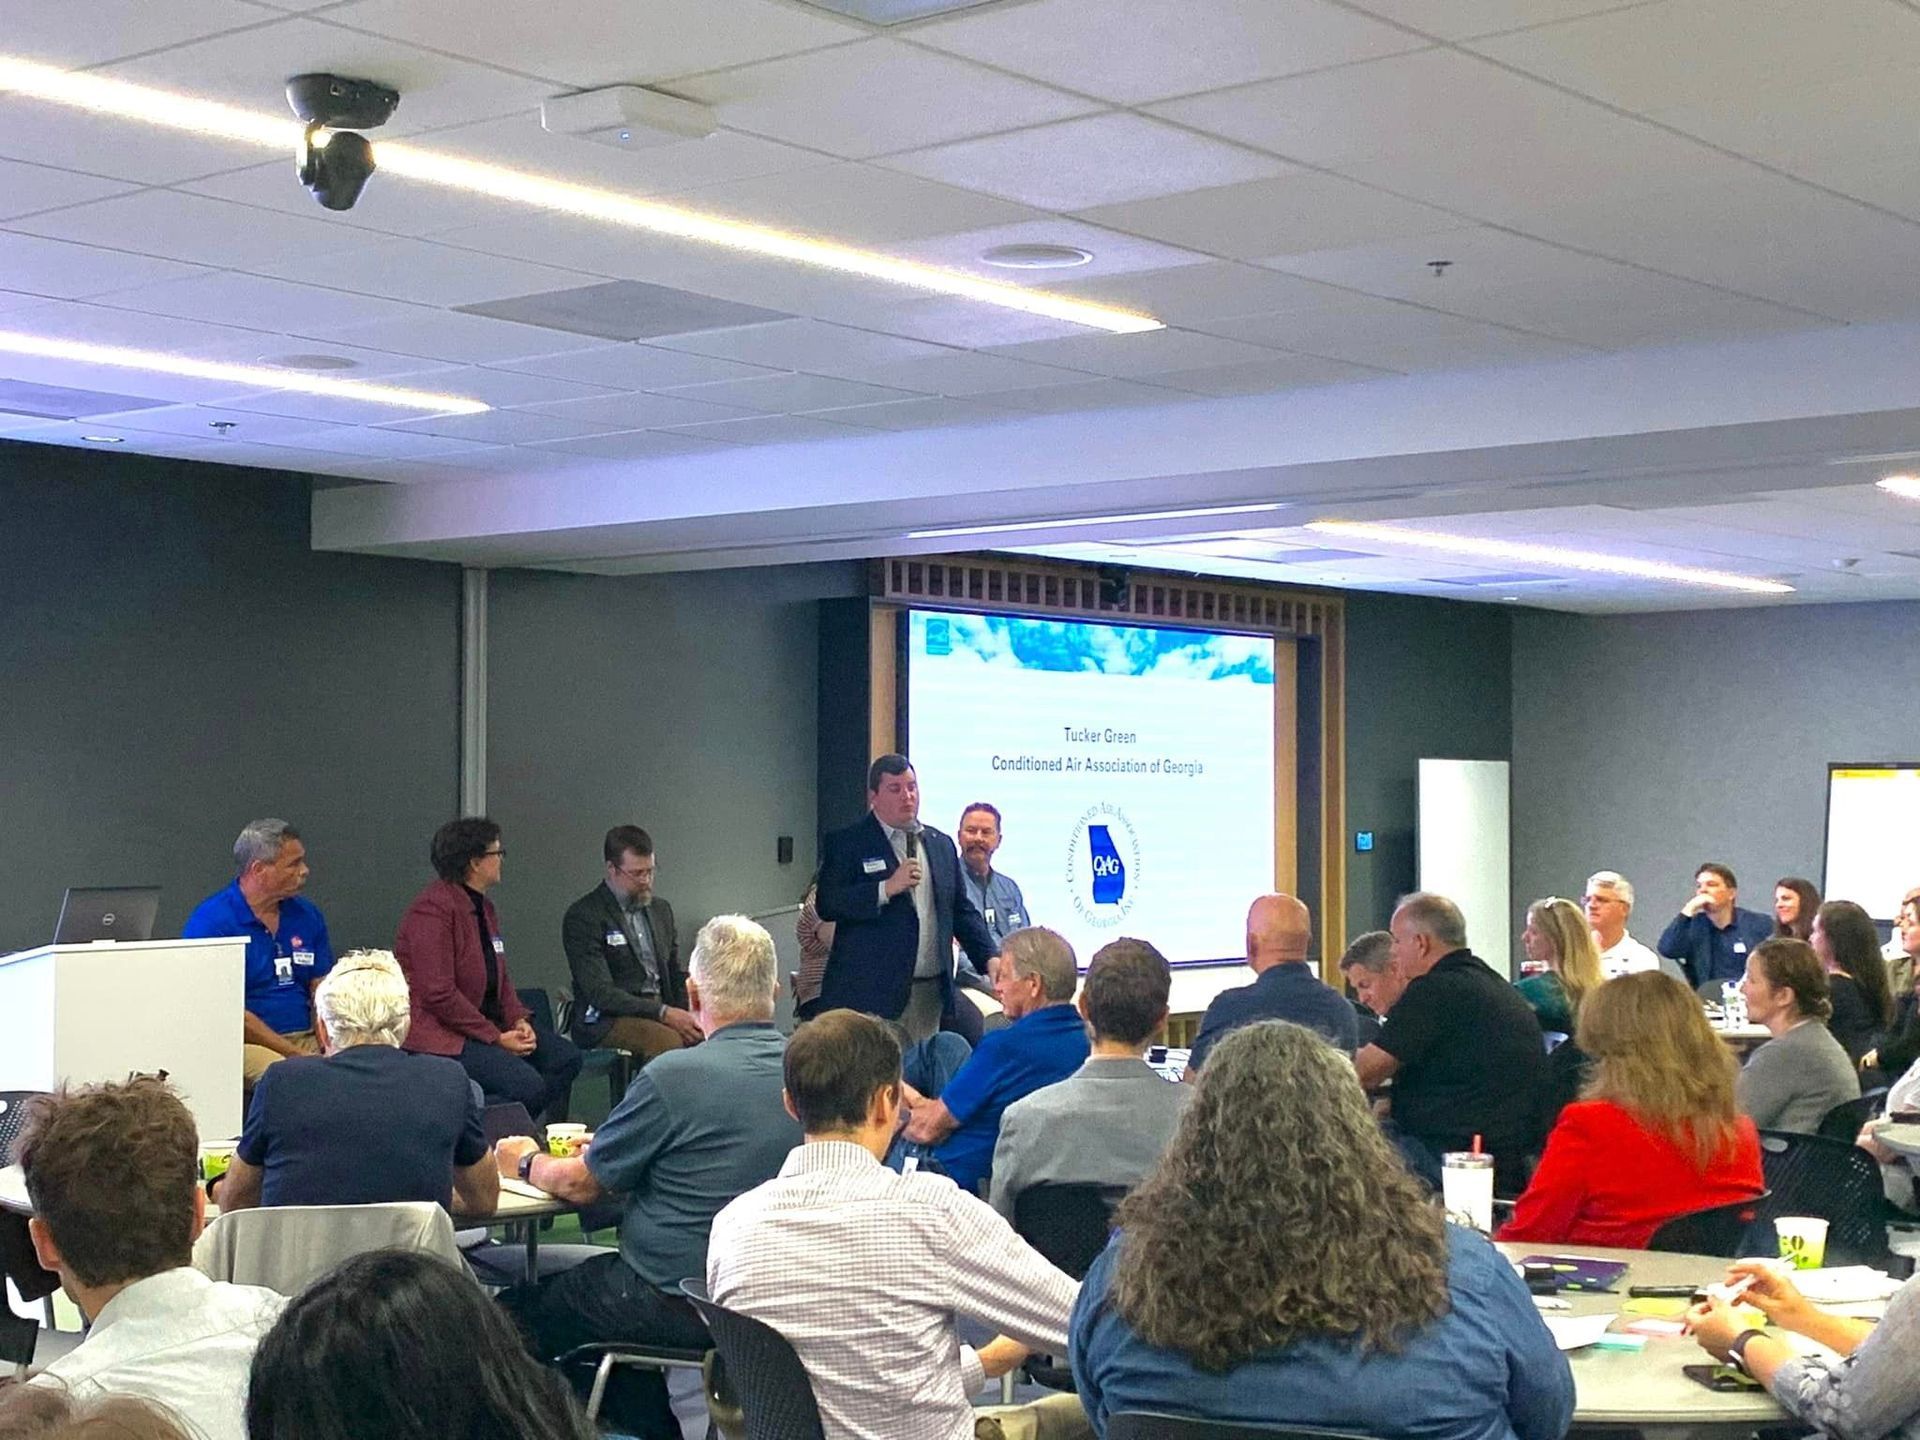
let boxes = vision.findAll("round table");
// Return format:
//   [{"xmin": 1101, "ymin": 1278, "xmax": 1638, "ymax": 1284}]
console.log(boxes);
[{"xmin": 1495, "ymin": 1242, "xmax": 1786, "ymax": 1431}]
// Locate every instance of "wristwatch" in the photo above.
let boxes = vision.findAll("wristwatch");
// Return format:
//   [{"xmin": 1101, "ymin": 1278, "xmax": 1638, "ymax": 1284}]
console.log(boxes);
[
  {"xmin": 1727, "ymin": 1328, "xmax": 1768, "ymax": 1373},
  {"xmin": 517, "ymin": 1148, "xmax": 538, "ymax": 1183}
]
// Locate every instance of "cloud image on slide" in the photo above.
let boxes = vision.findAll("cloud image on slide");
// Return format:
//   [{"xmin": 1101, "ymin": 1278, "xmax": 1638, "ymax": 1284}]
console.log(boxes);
[{"xmin": 918, "ymin": 611, "xmax": 1273, "ymax": 684}]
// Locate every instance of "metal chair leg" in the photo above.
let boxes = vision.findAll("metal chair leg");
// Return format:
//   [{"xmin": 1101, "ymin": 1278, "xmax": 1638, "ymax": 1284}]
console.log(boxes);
[{"xmin": 587, "ymin": 1352, "xmax": 617, "ymax": 1422}]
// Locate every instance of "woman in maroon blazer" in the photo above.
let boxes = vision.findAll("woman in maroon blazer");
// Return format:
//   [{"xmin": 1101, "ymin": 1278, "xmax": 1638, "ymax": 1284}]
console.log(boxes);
[{"xmin": 394, "ymin": 817, "xmax": 581, "ymax": 1125}]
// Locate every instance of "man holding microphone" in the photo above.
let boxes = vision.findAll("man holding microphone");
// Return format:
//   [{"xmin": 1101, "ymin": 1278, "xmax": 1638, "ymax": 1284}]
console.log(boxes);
[{"xmin": 807, "ymin": 754, "xmax": 998, "ymax": 1043}]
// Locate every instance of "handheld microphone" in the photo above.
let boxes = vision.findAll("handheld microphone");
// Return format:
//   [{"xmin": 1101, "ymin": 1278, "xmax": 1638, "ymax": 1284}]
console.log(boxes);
[{"xmin": 904, "ymin": 828, "xmax": 919, "ymax": 860}]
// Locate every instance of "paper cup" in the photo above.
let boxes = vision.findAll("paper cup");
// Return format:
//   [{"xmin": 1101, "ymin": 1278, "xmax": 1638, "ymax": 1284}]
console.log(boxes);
[
  {"xmin": 1441, "ymin": 1151, "xmax": 1495, "ymax": 1233},
  {"xmin": 1775, "ymin": 1216, "xmax": 1829, "ymax": 1270},
  {"xmin": 545, "ymin": 1123, "xmax": 588, "ymax": 1158},
  {"xmin": 199, "ymin": 1142, "xmax": 236, "ymax": 1184}
]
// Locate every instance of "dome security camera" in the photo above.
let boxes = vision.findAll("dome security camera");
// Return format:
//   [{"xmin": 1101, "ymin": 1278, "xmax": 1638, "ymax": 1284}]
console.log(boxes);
[{"xmin": 285, "ymin": 73, "xmax": 399, "ymax": 212}]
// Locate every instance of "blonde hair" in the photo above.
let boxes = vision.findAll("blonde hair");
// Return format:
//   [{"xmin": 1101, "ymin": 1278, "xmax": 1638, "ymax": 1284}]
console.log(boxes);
[
  {"xmin": 1577, "ymin": 971, "xmax": 1742, "ymax": 1169},
  {"xmin": 1528, "ymin": 897, "xmax": 1604, "ymax": 1017}
]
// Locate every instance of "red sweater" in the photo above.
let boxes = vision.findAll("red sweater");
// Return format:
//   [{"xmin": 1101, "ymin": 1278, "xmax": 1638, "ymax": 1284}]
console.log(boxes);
[{"xmin": 1497, "ymin": 1099, "xmax": 1763, "ymax": 1249}]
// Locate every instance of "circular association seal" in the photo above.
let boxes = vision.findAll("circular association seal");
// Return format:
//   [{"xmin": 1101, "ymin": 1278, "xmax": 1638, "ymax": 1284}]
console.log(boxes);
[{"xmin": 1064, "ymin": 802, "xmax": 1142, "ymax": 930}]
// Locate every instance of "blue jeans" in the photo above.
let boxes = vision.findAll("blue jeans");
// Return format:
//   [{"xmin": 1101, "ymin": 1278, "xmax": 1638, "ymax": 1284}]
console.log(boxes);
[{"xmin": 888, "ymin": 1032, "xmax": 971, "ymax": 1175}]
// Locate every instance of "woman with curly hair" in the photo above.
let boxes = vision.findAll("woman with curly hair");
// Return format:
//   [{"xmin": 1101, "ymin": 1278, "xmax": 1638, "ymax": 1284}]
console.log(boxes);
[
  {"xmin": 1069, "ymin": 1021, "xmax": 1572, "ymax": 1440},
  {"xmin": 1500, "ymin": 971, "xmax": 1763, "ymax": 1246}
]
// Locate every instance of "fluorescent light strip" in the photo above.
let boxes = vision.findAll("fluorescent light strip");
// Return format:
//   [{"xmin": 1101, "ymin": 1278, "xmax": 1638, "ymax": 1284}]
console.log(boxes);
[
  {"xmin": 0, "ymin": 55, "xmax": 1163, "ymax": 337},
  {"xmin": 0, "ymin": 330, "xmax": 490, "ymax": 414},
  {"xmin": 1306, "ymin": 519, "xmax": 1794, "ymax": 595},
  {"xmin": 1878, "ymin": 476, "xmax": 1920, "ymax": 500},
  {"xmin": 909, "ymin": 502, "xmax": 1285, "ymax": 541}
]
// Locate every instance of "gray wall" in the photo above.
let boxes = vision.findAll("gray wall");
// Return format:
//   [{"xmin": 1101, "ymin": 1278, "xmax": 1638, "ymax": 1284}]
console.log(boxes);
[
  {"xmin": 483, "ymin": 562, "xmax": 864, "ymax": 992},
  {"xmin": 1343, "ymin": 591, "xmax": 1515, "ymax": 941},
  {"xmin": 1511, "ymin": 601, "xmax": 1920, "ymax": 938},
  {"xmin": 0, "ymin": 442, "xmax": 462, "ymax": 956}
]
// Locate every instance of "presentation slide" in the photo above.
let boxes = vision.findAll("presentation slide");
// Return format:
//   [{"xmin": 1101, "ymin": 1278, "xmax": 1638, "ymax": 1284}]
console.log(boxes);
[
  {"xmin": 1825, "ymin": 765, "xmax": 1920, "ymax": 920},
  {"xmin": 905, "ymin": 608, "xmax": 1276, "ymax": 966}
]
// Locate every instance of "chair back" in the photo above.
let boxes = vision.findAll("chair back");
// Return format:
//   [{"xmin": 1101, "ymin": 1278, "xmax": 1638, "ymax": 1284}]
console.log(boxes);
[
  {"xmin": 1648, "ymin": 1193, "xmax": 1764, "ymax": 1256},
  {"xmin": 1819, "ymin": 1088, "xmax": 1888, "ymax": 1142},
  {"xmin": 483, "ymin": 1101, "xmax": 542, "ymax": 1147},
  {"xmin": 1108, "ymin": 1414, "xmax": 1377, "ymax": 1440},
  {"xmin": 0, "ymin": 1091, "xmax": 47, "ymax": 1164},
  {"xmin": 193, "ymin": 1200, "xmax": 467, "ymax": 1295},
  {"xmin": 1012, "ymin": 1182, "xmax": 1116, "ymax": 1280},
  {"xmin": 680, "ymin": 1279, "xmax": 828, "ymax": 1440},
  {"xmin": 1756, "ymin": 1130, "xmax": 1897, "ymax": 1267},
  {"xmin": 519, "ymin": 986, "xmax": 557, "ymax": 1035}
]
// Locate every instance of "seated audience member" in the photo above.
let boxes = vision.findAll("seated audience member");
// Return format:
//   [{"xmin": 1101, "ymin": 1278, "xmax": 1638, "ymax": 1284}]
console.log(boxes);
[
  {"xmin": 1337, "ymin": 929, "xmax": 1401, "ymax": 1048},
  {"xmin": 1863, "ymin": 888, "xmax": 1920, "ymax": 1081},
  {"xmin": 1737, "ymin": 938, "xmax": 1860, "ymax": 1134},
  {"xmin": 493, "ymin": 916, "xmax": 800, "ymax": 1439},
  {"xmin": 394, "ymin": 816, "xmax": 582, "ymax": 1126},
  {"xmin": 1185, "ymin": 894, "xmax": 1356, "ymax": 1077},
  {"xmin": 181, "ymin": 818, "xmax": 334, "ymax": 1085},
  {"xmin": 0, "ymin": 1389, "xmax": 197, "ymax": 1440},
  {"xmin": 1584, "ymin": 871, "xmax": 1679, "ymax": 980},
  {"xmin": 1499, "ymin": 972, "xmax": 1763, "ymax": 1247},
  {"xmin": 897, "ymin": 926, "xmax": 1090, "ymax": 1194},
  {"xmin": 562, "ymin": 825, "xmax": 701, "ymax": 1065},
  {"xmin": 246, "ymin": 1250, "xmax": 596, "ymax": 1440},
  {"xmin": 1687, "ymin": 1257, "xmax": 1920, "ymax": 1440},
  {"xmin": 15, "ymin": 1080, "xmax": 284, "ymax": 1440},
  {"xmin": 1774, "ymin": 876, "xmax": 1822, "ymax": 941},
  {"xmin": 989, "ymin": 938, "xmax": 1193, "ymax": 1219},
  {"xmin": 1812, "ymin": 900, "xmax": 1894, "ymax": 1063},
  {"xmin": 213, "ymin": 950, "xmax": 495, "ymax": 1216},
  {"xmin": 1070, "ymin": 1021, "xmax": 1573, "ymax": 1440},
  {"xmin": 1658, "ymin": 862, "xmax": 1774, "ymax": 987},
  {"xmin": 1515, "ymin": 896, "xmax": 1605, "ymax": 1035},
  {"xmin": 708, "ymin": 1010, "xmax": 1079, "ymax": 1440},
  {"xmin": 1354, "ymin": 892, "xmax": 1548, "ymax": 1191}
]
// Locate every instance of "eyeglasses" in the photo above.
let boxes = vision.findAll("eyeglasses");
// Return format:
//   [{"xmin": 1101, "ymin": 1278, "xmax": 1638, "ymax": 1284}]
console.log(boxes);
[
  {"xmin": 614, "ymin": 865, "xmax": 656, "ymax": 882},
  {"xmin": 1581, "ymin": 894, "xmax": 1626, "ymax": 906},
  {"xmin": 482, "ymin": 847, "xmax": 505, "ymax": 858}
]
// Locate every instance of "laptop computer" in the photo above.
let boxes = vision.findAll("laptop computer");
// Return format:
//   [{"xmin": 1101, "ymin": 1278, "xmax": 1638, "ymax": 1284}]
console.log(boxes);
[{"xmin": 54, "ymin": 886, "xmax": 161, "ymax": 944}]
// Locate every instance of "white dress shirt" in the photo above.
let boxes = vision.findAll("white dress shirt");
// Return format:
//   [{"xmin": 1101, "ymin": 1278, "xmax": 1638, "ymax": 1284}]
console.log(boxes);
[
  {"xmin": 1596, "ymin": 931, "xmax": 1664, "ymax": 980},
  {"xmin": 32, "ymin": 1267, "xmax": 285, "ymax": 1440},
  {"xmin": 707, "ymin": 1140, "xmax": 1077, "ymax": 1440}
]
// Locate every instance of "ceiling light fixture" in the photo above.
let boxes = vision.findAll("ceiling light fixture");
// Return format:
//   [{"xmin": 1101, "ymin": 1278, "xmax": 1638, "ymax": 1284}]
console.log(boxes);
[
  {"xmin": 1305, "ymin": 520, "xmax": 1794, "ymax": 595},
  {"xmin": 1878, "ymin": 475, "xmax": 1920, "ymax": 500},
  {"xmin": 0, "ymin": 330, "xmax": 489, "ymax": 414},
  {"xmin": 909, "ymin": 502, "xmax": 1286, "ymax": 541},
  {"xmin": 79, "ymin": 434, "xmax": 123, "ymax": 443},
  {"xmin": 0, "ymin": 54, "xmax": 1163, "ymax": 337},
  {"xmin": 980, "ymin": 244, "xmax": 1096, "ymax": 270}
]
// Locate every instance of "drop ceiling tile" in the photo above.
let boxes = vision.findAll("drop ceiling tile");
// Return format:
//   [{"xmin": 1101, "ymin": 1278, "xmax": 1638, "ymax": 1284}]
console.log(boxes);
[
  {"xmin": 1153, "ymin": 354, "xmax": 1389, "ymax": 395},
  {"xmin": 0, "ymin": 232, "xmax": 210, "ymax": 300},
  {"xmin": 669, "ymin": 372, "xmax": 926, "ymax": 414},
  {"xmin": 829, "ymin": 350, "xmax": 1096, "ymax": 396},
  {"xmin": 320, "ymin": 0, "xmax": 862, "ymax": 88},
  {"xmin": 1341, "ymin": 0, "xmax": 1671, "ymax": 41},
  {"xmin": 315, "ymin": 307, "xmax": 611, "ymax": 364},
  {"xmin": 0, "ymin": 349, "xmax": 254, "ymax": 405},
  {"xmin": 11, "ymin": 190, "xmax": 355, "ymax": 271},
  {"xmin": 647, "ymin": 318, "xmax": 952, "ymax": 373},
  {"xmin": 382, "ymin": 406, "xmax": 627, "ymax": 444},
  {"xmin": 660, "ymin": 413, "xmax": 882, "ymax": 446},
  {"xmin": 0, "ymin": 161, "xmax": 137, "ymax": 222},
  {"xmin": 499, "ymin": 343, "xmax": 785, "ymax": 390},
  {"xmin": 248, "ymin": 237, "xmax": 598, "ymax": 309},
  {"xmin": 985, "ymin": 327, "xmax": 1290, "ymax": 378},
  {"xmin": 75, "ymin": 402, "xmax": 355, "ymax": 445},
  {"xmin": 1203, "ymin": 292, "xmax": 1524, "ymax": 351},
  {"xmin": 521, "ymin": 390, "xmax": 756, "ymax": 429},
  {"xmin": 1075, "ymin": 173, "xmax": 1467, "ymax": 262},
  {"xmin": 885, "ymin": 219, "xmax": 1209, "ymax": 283},
  {"xmin": 1040, "ymin": 261, "xmax": 1354, "ymax": 326},
  {"xmin": 680, "ymin": 163, "xmax": 1042, "ymax": 245},
  {"xmin": 670, "ymin": 40, "xmax": 1100, "ymax": 159},
  {"xmin": 0, "ymin": 0, "xmax": 268, "ymax": 65},
  {"xmin": 804, "ymin": 395, "xmax": 1027, "ymax": 430},
  {"xmin": 0, "ymin": 99, "xmax": 272, "ymax": 185},
  {"xmin": 973, "ymin": 377, "xmax": 1194, "ymax": 413},
  {"xmin": 522, "ymin": 429, "xmax": 739, "ymax": 461},
  {"xmin": 182, "ymin": 158, "xmax": 507, "ymax": 238},
  {"xmin": 880, "ymin": 114, "xmax": 1292, "ymax": 211},
  {"xmin": 383, "ymin": 365, "xmax": 621, "ymax": 408},
  {"xmin": 823, "ymin": 296, "xmax": 1093, "ymax": 349},
  {"xmin": 912, "ymin": 0, "xmax": 1427, "ymax": 105},
  {"xmin": 1289, "ymin": 324, "xmax": 1593, "ymax": 371},
  {"xmin": 102, "ymin": 271, "xmax": 427, "ymax": 333},
  {"xmin": 208, "ymin": 387, "xmax": 494, "ymax": 424}
]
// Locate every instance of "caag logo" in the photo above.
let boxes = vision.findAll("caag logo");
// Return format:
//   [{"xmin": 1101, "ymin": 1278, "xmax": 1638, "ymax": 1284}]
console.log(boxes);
[{"xmin": 1064, "ymin": 803, "xmax": 1141, "ymax": 929}]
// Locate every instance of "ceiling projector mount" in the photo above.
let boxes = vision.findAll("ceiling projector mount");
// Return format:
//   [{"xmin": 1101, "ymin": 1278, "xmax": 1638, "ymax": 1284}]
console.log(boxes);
[{"xmin": 286, "ymin": 72, "xmax": 399, "ymax": 211}]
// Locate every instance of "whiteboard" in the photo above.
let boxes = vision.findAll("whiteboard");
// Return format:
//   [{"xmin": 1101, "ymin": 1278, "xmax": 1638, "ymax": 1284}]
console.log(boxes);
[
  {"xmin": 1824, "ymin": 765, "xmax": 1920, "ymax": 922},
  {"xmin": 1417, "ymin": 759, "xmax": 1512, "ymax": 978}
]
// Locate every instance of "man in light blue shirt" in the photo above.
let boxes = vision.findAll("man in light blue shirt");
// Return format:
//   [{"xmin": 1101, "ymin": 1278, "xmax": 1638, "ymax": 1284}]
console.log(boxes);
[{"xmin": 957, "ymin": 803, "xmax": 1030, "ymax": 994}]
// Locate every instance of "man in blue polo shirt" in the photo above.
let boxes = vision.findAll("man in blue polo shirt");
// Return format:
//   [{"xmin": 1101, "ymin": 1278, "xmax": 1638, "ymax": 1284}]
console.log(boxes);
[
  {"xmin": 182, "ymin": 818, "xmax": 335, "ymax": 1085},
  {"xmin": 898, "ymin": 926, "xmax": 1089, "ymax": 1194},
  {"xmin": 1185, "ymin": 893, "xmax": 1357, "ymax": 1077},
  {"xmin": 1657, "ymin": 862, "xmax": 1775, "ymax": 987}
]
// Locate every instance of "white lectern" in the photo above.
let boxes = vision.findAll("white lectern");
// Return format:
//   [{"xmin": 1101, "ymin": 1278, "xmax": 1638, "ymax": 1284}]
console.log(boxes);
[{"xmin": 0, "ymin": 938, "xmax": 247, "ymax": 1139}]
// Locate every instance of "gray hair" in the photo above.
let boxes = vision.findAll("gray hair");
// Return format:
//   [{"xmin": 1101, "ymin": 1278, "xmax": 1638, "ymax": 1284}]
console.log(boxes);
[
  {"xmin": 234, "ymin": 818, "xmax": 299, "ymax": 875},
  {"xmin": 1393, "ymin": 892, "xmax": 1469, "ymax": 950},
  {"xmin": 1337, "ymin": 930, "xmax": 1394, "ymax": 975},
  {"xmin": 1002, "ymin": 926, "xmax": 1079, "ymax": 1001},
  {"xmin": 690, "ymin": 915, "xmax": 777, "ymax": 1021},
  {"xmin": 1586, "ymin": 870, "xmax": 1635, "ymax": 909},
  {"xmin": 314, "ymin": 950, "xmax": 411, "ymax": 1049}
]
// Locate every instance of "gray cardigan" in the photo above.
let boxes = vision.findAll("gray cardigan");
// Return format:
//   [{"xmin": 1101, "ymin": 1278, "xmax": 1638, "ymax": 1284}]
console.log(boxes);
[
  {"xmin": 987, "ymin": 1055, "xmax": 1192, "ymax": 1218},
  {"xmin": 1736, "ymin": 1019, "xmax": 1860, "ymax": 1134}
]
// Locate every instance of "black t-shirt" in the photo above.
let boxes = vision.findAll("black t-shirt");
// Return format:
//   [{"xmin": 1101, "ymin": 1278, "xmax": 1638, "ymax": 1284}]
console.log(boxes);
[
  {"xmin": 1827, "ymin": 974, "xmax": 1883, "ymax": 1063},
  {"xmin": 1377, "ymin": 949, "xmax": 1548, "ymax": 1178},
  {"xmin": 236, "ymin": 1044, "xmax": 488, "ymax": 1210},
  {"xmin": 465, "ymin": 885, "xmax": 503, "ymax": 1025}
]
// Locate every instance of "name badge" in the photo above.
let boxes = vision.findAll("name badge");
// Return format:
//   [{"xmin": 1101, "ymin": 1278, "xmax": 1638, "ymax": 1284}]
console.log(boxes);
[
  {"xmin": 291, "ymin": 947, "xmax": 315, "ymax": 969},
  {"xmin": 605, "ymin": 930, "xmax": 627, "ymax": 948},
  {"xmin": 1007, "ymin": 913, "xmax": 1024, "ymax": 927},
  {"xmin": 985, "ymin": 907, "xmax": 996, "ymax": 924},
  {"xmin": 274, "ymin": 952, "xmax": 294, "ymax": 986},
  {"xmin": 862, "ymin": 857, "xmax": 887, "ymax": 874},
  {"xmin": 492, "ymin": 936, "xmax": 506, "ymax": 954},
  {"xmin": 1733, "ymin": 942, "xmax": 1748, "ymax": 955}
]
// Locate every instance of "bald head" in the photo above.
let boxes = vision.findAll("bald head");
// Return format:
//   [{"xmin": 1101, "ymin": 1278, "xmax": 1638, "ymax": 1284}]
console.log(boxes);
[{"xmin": 1246, "ymin": 893, "xmax": 1312, "ymax": 972}]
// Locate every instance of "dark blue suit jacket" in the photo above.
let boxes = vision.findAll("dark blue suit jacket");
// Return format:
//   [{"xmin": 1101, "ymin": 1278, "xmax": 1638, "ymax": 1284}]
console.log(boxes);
[{"xmin": 809, "ymin": 813, "xmax": 997, "ymax": 1024}]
